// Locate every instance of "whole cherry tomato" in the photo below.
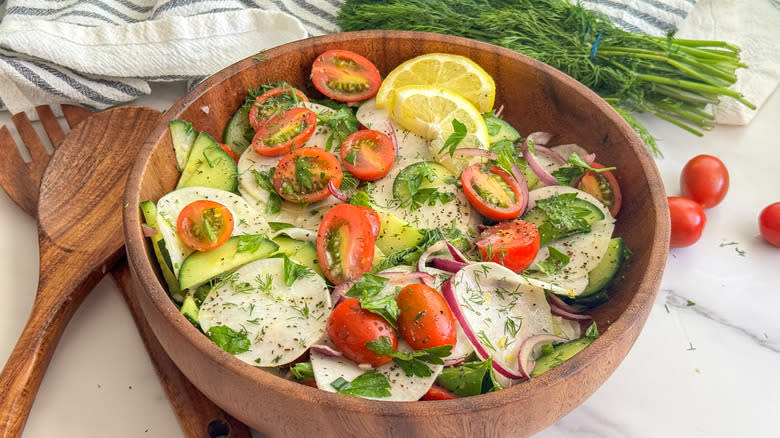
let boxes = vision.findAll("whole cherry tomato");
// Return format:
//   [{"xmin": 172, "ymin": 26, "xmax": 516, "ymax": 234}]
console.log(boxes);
[
  {"xmin": 395, "ymin": 284, "xmax": 457, "ymax": 350},
  {"xmin": 759, "ymin": 202, "xmax": 780, "ymax": 247},
  {"xmin": 326, "ymin": 298, "xmax": 397, "ymax": 367},
  {"xmin": 668, "ymin": 196, "xmax": 706, "ymax": 248},
  {"xmin": 680, "ymin": 154, "xmax": 729, "ymax": 208}
]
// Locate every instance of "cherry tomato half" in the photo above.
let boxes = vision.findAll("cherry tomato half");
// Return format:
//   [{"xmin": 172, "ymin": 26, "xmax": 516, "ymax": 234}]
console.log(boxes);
[
  {"xmin": 339, "ymin": 129, "xmax": 396, "ymax": 181},
  {"xmin": 578, "ymin": 162, "xmax": 622, "ymax": 217},
  {"xmin": 327, "ymin": 298, "xmax": 398, "ymax": 367},
  {"xmin": 396, "ymin": 283, "xmax": 457, "ymax": 350},
  {"xmin": 311, "ymin": 49, "xmax": 382, "ymax": 102},
  {"xmin": 272, "ymin": 147, "xmax": 343, "ymax": 203},
  {"xmin": 668, "ymin": 196, "xmax": 706, "ymax": 248},
  {"xmin": 176, "ymin": 200, "xmax": 234, "ymax": 252},
  {"xmin": 248, "ymin": 85, "xmax": 309, "ymax": 130},
  {"xmin": 357, "ymin": 206, "xmax": 381, "ymax": 236},
  {"xmin": 252, "ymin": 107, "xmax": 317, "ymax": 156},
  {"xmin": 421, "ymin": 385, "xmax": 458, "ymax": 401},
  {"xmin": 476, "ymin": 219, "xmax": 540, "ymax": 272},
  {"xmin": 759, "ymin": 202, "xmax": 780, "ymax": 247},
  {"xmin": 680, "ymin": 154, "xmax": 729, "ymax": 208},
  {"xmin": 316, "ymin": 204, "xmax": 376, "ymax": 284},
  {"xmin": 461, "ymin": 164, "xmax": 527, "ymax": 221}
]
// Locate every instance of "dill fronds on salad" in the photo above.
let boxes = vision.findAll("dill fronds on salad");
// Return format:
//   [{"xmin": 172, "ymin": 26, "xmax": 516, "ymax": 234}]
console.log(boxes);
[{"xmin": 337, "ymin": 0, "xmax": 755, "ymax": 154}]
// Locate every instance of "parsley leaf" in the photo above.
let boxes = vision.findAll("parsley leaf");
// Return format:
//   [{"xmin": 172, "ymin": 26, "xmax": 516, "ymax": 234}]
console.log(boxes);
[
  {"xmin": 345, "ymin": 274, "xmax": 397, "ymax": 327},
  {"xmin": 283, "ymin": 255, "xmax": 313, "ymax": 287},
  {"xmin": 394, "ymin": 162, "xmax": 456, "ymax": 211},
  {"xmin": 331, "ymin": 370, "xmax": 391, "ymax": 398},
  {"xmin": 236, "ymin": 234, "xmax": 270, "ymax": 253},
  {"xmin": 435, "ymin": 358, "xmax": 502, "ymax": 397},
  {"xmin": 365, "ymin": 337, "xmax": 452, "ymax": 377},
  {"xmin": 268, "ymin": 222, "xmax": 294, "ymax": 232},
  {"xmin": 534, "ymin": 246, "xmax": 570, "ymax": 275},
  {"xmin": 206, "ymin": 326, "xmax": 250, "ymax": 355},
  {"xmin": 438, "ymin": 119, "xmax": 467, "ymax": 157},
  {"xmin": 316, "ymin": 106, "xmax": 359, "ymax": 151},
  {"xmin": 289, "ymin": 361, "xmax": 314, "ymax": 381},
  {"xmin": 251, "ymin": 168, "xmax": 282, "ymax": 214},
  {"xmin": 294, "ymin": 157, "xmax": 314, "ymax": 190}
]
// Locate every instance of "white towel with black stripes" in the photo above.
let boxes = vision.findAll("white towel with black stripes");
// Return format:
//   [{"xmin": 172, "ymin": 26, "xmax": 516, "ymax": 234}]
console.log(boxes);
[{"xmin": 0, "ymin": 0, "xmax": 341, "ymax": 115}]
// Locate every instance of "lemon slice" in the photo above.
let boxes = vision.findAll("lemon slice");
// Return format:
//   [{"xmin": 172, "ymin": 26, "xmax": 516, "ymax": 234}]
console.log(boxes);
[
  {"xmin": 389, "ymin": 85, "xmax": 490, "ymax": 175},
  {"xmin": 376, "ymin": 53, "xmax": 495, "ymax": 113}
]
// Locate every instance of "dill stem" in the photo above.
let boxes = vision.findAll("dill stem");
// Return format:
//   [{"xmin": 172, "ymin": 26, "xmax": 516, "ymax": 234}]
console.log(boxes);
[
  {"xmin": 661, "ymin": 38, "xmax": 741, "ymax": 53},
  {"xmin": 635, "ymin": 73, "xmax": 741, "ymax": 98},
  {"xmin": 597, "ymin": 49, "xmax": 727, "ymax": 87},
  {"xmin": 653, "ymin": 84, "xmax": 720, "ymax": 105},
  {"xmin": 648, "ymin": 109, "xmax": 704, "ymax": 136}
]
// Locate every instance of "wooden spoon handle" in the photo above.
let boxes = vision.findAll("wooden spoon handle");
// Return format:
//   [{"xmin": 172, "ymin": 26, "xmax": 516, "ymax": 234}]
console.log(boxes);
[
  {"xmin": 0, "ymin": 245, "xmax": 123, "ymax": 438},
  {"xmin": 110, "ymin": 261, "xmax": 252, "ymax": 438}
]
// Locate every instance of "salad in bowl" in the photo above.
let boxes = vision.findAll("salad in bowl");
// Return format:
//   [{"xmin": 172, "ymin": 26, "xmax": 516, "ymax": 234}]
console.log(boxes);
[{"xmin": 141, "ymin": 49, "xmax": 628, "ymax": 401}]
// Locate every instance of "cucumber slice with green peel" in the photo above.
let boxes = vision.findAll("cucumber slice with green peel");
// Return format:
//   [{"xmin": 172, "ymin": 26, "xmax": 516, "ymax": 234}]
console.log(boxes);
[
  {"xmin": 530, "ymin": 337, "xmax": 593, "ymax": 377},
  {"xmin": 180, "ymin": 293, "xmax": 200, "ymax": 326},
  {"xmin": 176, "ymin": 131, "xmax": 238, "ymax": 192},
  {"xmin": 484, "ymin": 114, "xmax": 521, "ymax": 144},
  {"xmin": 178, "ymin": 234, "xmax": 278, "ymax": 290},
  {"xmin": 223, "ymin": 103, "xmax": 253, "ymax": 156},
  {"xmin": 272, "ymin": 235, "xmax": 321, "ymax": 275},
  {"xmin": 391, "ymin": 161, "xmax": 456, "ymax": 203},
  {"xmin": 374, "ymin": 209, "xmax": 424, "ymax": 255},
  {"xmin": 523, "ymin": 197, "xmax": 605, "ymax": 245},
  {"xmin": 169, "ymin": 119, "xmax": 197, "ymax": 172},
  {"xmin": 581, "ymin": 237, "xmax": 629, "ymax": 296},
  {"xmin": 139, "ymin": 200, "xmax": 181, "ymax": 301}
]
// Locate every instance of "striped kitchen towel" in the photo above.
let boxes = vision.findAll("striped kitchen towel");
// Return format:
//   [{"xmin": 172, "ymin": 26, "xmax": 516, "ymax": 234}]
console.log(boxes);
[{"xmin": 0, "ymin": 1, "xmax": 325, "ymax": 115}]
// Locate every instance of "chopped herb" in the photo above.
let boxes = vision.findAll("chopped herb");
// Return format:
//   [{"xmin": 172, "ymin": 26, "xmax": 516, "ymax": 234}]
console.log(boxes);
[
  {"xmin": 294, "ymin": 157, "xmax": 314, "ymax": 190},
  {"xmin": 366, "ymin": 337, "xmax": 452, "ymax": 377},
  {"xmin": 316, "ymin": 105, "xmax": 359, "ymax": 151},
  {"xmin": 435, "ymin": 357, "xmax": 501, "ymax": 397},
  {"xmin": 206, "ymin": 325, "xmax": 251, "ymax": 355},
  {"xmin": 268, "ymin": 221, "xmax": 294, "ymax": 232},
  {"xmin": 344, "ymin": 150, "xmax": 357, "ymax": 165},
  {"xmin": 252, "ymin": 168, "xmax": 282, "ymax": 214},
  {"xmin": 686, "ymin": 299, "xmax": 696, "ymax": 307},
  {"xmin": 438, "ymin": 119, "xmax": 467, "ymax": 157},
  {"xmin": 289, "ymin": 362, "xmax": 315, "ymax": 381},
  {"xmin": 283, "ymin": 255, "xmax": 314, "ymax": 287},
  {"xmin": 534, "ymin": 246, "xmax": 570, "ymax": 275},
  {"xmin": 331, "ymin": 369, "xmax": 391, "ymax": 398},
  {"xmin": 346, "ymin": 273, "xmax": 397, "ymax": 326},
  {"xmin": 237, "ymin": 234, "xmax": 270, "ymax": 253}
]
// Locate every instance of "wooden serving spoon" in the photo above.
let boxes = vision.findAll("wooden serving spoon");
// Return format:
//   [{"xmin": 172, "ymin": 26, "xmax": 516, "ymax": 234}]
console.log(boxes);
[{"xmin": 0, "ymin": 106, "xmax": 249, "ymax": 438}]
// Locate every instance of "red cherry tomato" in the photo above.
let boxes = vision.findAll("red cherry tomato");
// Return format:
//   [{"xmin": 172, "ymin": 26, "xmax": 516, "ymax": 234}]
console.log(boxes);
[
  {"xmin": 668, "ymin": 196, "xmax": 706, "ymax": 248},
  {"xmin": 326, "ymin": 298, "xmax": 397, "ymax": 367},
  {"xmin": 461, "ymin": 164, "xmax": 527, "ymax": 221},
  {"xmin": 356, "ymin": 206, "xmax": 381, "ymax": 236},
  {"xmin": 396, "ymin": 283, "xmax": 457, "ymax": 351},
  {"xmin": 316, "ymin": 204, "xmax": 376, "ymax": 284},
  {"xmin": 339, "ymin": 129, "xmax": 396, "ymax": 181},
  {"xmin": 421, "ymin": 385, "xmax": 459, "ymax": 401},
  {"xmin": 252, "ymin": 107, "xmax": 317, "ymax": 156},
  {"xmin": 759, "ymin": 202, "xmax": 780, "ymax": 247},
  {"xmin": 218, "ymin": 143, "xmax": 239, "ymax": 163},
  {"xmin": 272, "ymin": 147, "xmax": 343, "ymax": 204},
  {"xmin": 476, "ymin": 219, "xmax": 540, "ymax": 272},
  {"xmin": 311, "ymin": 49, "xmax": 382, "ymax": 102},
  {"xmin": 248, "ymin": 85, "xmax": 309, "ymax": 130},
  {"xmin": 578, "ymin": 162, "xmax": 622, "ymax": 217},
  {"xmin": 680, "ymin": 154, "xmax": 729, "ymax": 208},
  {"xmin": 176, "ymin": 200, "xmax": 234, "ymax": 252}
]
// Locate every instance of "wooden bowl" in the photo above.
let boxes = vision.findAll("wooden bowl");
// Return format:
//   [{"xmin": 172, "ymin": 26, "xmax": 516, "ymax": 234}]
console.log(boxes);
[{"xmin": 124, "ymin": 31, "xmax": 669, "ymax": 438}]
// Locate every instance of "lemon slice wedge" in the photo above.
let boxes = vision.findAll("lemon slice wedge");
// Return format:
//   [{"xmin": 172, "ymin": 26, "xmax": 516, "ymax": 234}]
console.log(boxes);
[
  {"xmin": 376, "ymin": 53, "xmax": 495, "ymax": 113},
  {"xmin": 389, "ymin": 85, "xmax": 490, "ymax": 175}
]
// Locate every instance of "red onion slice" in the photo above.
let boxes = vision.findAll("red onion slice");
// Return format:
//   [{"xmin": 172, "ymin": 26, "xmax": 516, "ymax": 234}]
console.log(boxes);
[
  {"xmin": 550, "ymin": 305, "xmax": 593, "ymax": 322},
  {"xmin": 534, "ymin": 145, "xmax": 567, "ymax": 165},
  {"xmin": 509, "ymin": 162, "xmax": 530, "ymax": 216},
  {"xmin": 385, "ymin": 120, "xmax": 399, "ymax": 157},
  {"xmin": 329, "ymin": 279, "xmax": 355, "ymax": 305},
  {"xmin": 309, "ymin": 344, "xmax": 343, "ymax": 358},
  {"xmin": 444, "ymin": 242, "xmax": 470, "ymax": 263},
  {"xmin": 429, "ymin": 257, "xmax": 468, "ymax": 273},
  {"xmin": 547, "ymin": 292, "xmax": 587, "ymax": 314},
  {"xmin": 521, "ymin": 133, "xmax": 559, "ymax": 186},
  {"xmin": 327, "ymin": 180, "xmax": 348, "ymax": 203},
  {"xmin": 142, "ymin": 224, "xmax": 158, "ymax": 237},
  {"xmin": 516, "ymin": 334, "xmax": 568, "ymax": 379},
  {"xmin": 377, "ymin": 270, "xmax": 436, "ymax": 286}
]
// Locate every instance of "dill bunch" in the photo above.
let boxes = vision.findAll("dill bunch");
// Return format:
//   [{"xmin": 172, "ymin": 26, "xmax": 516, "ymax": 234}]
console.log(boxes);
[{"xmin": 338, "ymin": 0, "xmax": 754, "ymax": 154}]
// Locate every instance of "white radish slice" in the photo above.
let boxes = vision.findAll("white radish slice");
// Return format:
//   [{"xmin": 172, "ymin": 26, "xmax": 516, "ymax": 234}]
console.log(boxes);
[
  {"xmin": 155, "ymin": 186, "xmax": 271, "ymax": 277},
  {"xmin": 310, "ymin": 339, "xmax": 442, "ymax": 401},
  {"xmin": 443, "ymin": 262, "xmax": 554, "ymax": 387},
  {"xmin": 198, "ymin": 257, "xmax": 331, "ymax": 367},
  {"xmin": 526, "ymin": 186, "xmax": 616, "ymax": 296}
]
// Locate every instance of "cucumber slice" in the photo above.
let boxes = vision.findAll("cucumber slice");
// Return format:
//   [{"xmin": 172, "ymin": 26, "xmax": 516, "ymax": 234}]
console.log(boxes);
[
  {"xmin": 223, "ymin": 104, "xmax": 253, "ymax": 156},
  {"xmin": 374, "ymin": 209, "xmax": 424, "ymax": 255},
  {"xmin": 530, "ymin": 337, "xmax": 593, "ymax": 377},
  {"xmin": 139, "ymin": 200, "xmax": 181, "ymax": 301},
  {"xmin": 176, "ymin": 131, "xmax": 238, "ymax": 192},
  {"xmin": 581, "ymin": 237, "xmax": 628, "ymax": 296},
  {"xmin": 169, "ymin": 119, "xmax": 197, "ymax": 171},
  {"xmin": 484, "ymin": 115, "xmax": 521, "ymax": 144},
  {"xmin": 272, "ymin": 235, "xmax": 321, "ymax": 275},
  {"xmin": 391, "ymin": 161, "xmax": 455, "ymax": 202},
  {"xmin": 523, "ymin": 197, "xmax": 605, "ymax": 245},
  {"xmin": 180, "ymin": 293, "xmax": 200, "ymax": 326},
  {"xmin": 178, "ymin": 234, "xmax": 278, "ymax": 290}
]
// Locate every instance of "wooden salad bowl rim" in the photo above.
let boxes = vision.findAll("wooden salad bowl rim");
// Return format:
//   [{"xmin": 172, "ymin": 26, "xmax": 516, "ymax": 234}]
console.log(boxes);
[{"xmin": 124, "ymin": 30, "xmax": 670, "ymax": 435}]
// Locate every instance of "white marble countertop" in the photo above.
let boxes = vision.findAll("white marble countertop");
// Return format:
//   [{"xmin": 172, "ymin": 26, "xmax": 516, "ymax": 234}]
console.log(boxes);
[{"xmin": 1, "ymin": 80, "xmax": 778, "ymax": 438}]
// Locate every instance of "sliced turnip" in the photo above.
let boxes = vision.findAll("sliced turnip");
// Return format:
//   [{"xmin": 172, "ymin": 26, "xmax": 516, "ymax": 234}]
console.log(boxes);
[
  {"xmin": 198, "ymin": 257, "xmax": 331, "ymax": 367},
  {"xmin": 442, "ymin": 262, "xmax": 554, "ymax": 386}
]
